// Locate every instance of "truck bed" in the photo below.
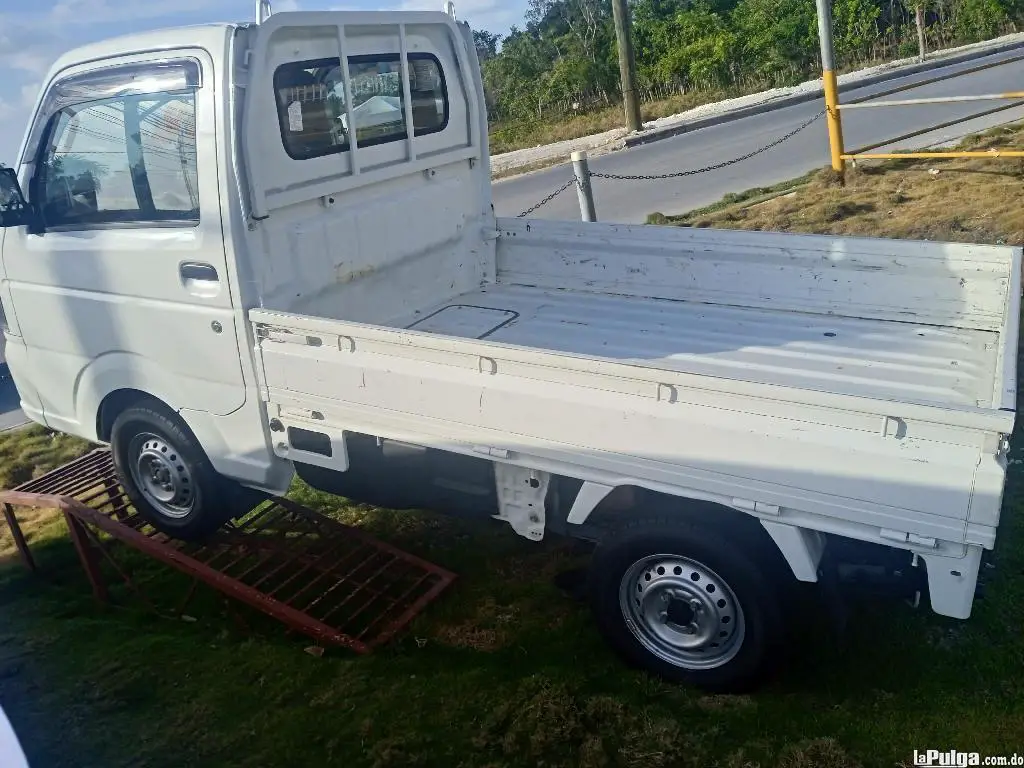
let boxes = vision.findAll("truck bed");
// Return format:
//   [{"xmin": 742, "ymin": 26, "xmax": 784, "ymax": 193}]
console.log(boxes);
[
  {"xmin": 395, "ymin": 284, "xmax": 999, "ymax": 410},
  {"xmin": 250, "ymin": 220, "xmax": 1020, "ymax": 558},
  {"xmin": 261, "ymin": 219, "xmax": 1019, "ymax": 417}
]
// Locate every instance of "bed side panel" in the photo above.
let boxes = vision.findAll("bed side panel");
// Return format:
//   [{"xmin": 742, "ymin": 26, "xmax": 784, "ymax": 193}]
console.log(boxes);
[{"xmin": 495, "ymin": 219, "xmax": 1014, "ymax": 333}]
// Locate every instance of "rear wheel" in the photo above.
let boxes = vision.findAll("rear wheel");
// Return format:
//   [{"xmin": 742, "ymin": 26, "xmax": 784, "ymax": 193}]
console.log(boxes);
[
  {"xmin": 589, "ymin": 516, "xmax": 787, "ymax": 692},
  {"xmin": 111, "ymin": 404, "xmax": 234, "ymax": 540}
]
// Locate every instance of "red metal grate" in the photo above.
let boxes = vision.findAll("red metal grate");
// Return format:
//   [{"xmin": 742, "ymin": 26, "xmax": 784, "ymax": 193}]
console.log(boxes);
[{"xmin": 1, "ymin": 449, "xmax": 456, "ymax": 653}]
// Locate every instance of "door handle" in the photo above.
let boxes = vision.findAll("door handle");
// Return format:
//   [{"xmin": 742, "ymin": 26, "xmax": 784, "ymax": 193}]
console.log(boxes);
[{"xmin": 180, "ymin": 262, "xmax": 219, "ymax": 282}]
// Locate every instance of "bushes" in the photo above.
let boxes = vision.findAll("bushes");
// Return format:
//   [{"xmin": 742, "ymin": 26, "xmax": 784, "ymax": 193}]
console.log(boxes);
[{"xmin": 952, "ymin": 0, "xmax": 1011, "ymax": 40}]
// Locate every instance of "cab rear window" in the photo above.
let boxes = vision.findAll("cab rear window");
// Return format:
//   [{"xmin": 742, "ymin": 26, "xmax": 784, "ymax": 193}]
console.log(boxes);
[{"xmin": 274, "ymin": 53, "xmax": 448, "ymax": 161}]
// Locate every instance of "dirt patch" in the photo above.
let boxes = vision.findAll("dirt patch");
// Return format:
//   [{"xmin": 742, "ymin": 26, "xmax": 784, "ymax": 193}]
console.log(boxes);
[
  {"xmin": 697, "ymin": 694, "xmax": 757, "ymax": 712},
  {"xmin": 474, "ymin": 677, "xmax": 702, "ymax": 768},
  {"xmin": 434, "ymin": 597, "xmax": 522, "ymax": 651},
  {"xmin": 775, "ymin": 739, "xmax": 863, "ymax": 768}
]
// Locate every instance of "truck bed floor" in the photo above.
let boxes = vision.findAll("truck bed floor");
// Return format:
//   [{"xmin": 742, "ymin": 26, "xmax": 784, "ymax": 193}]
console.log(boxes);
[{"xmin": 396, "ymin": 285, "xmax": 997, "ymax": 409}]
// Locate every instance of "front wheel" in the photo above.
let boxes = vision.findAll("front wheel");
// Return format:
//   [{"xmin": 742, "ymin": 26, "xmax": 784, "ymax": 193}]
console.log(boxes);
[
  {"xmin": 111, "ymin": 404, "xmax": 234, "ymax": 540},
  {"xmin": 589, "ymin": 517, "xmax": 787, "ymax": 692}
]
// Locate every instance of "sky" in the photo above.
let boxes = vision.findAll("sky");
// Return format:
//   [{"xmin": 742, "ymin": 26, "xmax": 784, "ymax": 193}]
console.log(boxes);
[{"xmin": 0, "ymin": 0, "xmax": 528, "ymax": 163}]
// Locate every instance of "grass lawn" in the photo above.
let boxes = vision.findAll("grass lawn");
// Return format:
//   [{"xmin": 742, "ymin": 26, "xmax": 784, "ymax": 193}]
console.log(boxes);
[{"xmin": 3, "ymin": 128, "xmax": 1024, "ymax": 767}]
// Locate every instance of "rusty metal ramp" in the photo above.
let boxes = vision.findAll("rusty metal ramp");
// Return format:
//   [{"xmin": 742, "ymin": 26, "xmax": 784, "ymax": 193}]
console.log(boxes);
[{"xmin": 0, "ymin": 449, "xmax": 456, "ymax": 653}]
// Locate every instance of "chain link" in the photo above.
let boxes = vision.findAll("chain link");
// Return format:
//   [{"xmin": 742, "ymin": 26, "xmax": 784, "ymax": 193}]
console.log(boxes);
[
  {"xmin": 514, "ymin": 109, "xmax": 825, "ymax": 216},
  {"xmin": 516, "ymin": 176, "xmax": 579, "ymax": 218},
  {"xmin": 590, "ymin": 109, "xmax": 826, "ymax": 181}
]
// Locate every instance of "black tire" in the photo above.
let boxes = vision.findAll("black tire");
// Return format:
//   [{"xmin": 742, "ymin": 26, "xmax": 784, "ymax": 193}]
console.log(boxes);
[
  {"xmin": 111, "ymin": 403, "xmax": 234, "ymax": 541},
  {"xmin": 588, "ymin": 516, "xmax": 787, "ymax": 693}
]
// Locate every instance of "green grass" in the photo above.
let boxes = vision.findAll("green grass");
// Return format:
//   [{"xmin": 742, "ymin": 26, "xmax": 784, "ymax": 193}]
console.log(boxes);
[
  {"xmin": 5, "ymin": 141, "xmax": 1024, "ymax": 765},
  {"xmin": 4, "ymin": 418, "xmax": 1024, "ymax": 766},
  {"xmin": 0, "ymin": 425, "xmax": 93, "ymax": 562},
  {"xmin": 646, "ymin": 169, "xmax": 820, "ymax": 226}
]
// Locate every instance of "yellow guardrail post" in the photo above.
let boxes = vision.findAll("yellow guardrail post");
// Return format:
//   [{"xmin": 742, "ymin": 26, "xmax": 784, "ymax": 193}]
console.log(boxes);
[
  {"xmin": 816, "ymin": 0, "xmax": 846, "ymax": 179},
  {"xmin": 823, "ymin": 69, "xmax": 846, "ymax": 175}
]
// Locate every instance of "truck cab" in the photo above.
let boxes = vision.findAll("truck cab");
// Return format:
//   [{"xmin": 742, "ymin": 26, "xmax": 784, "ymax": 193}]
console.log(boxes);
[
  {"xmin": 0, "ymin": 24, "xmax": 287, "ymax": 497},
  {"xmin": 0, "ymin": 10, "xmax": 488, "ymax": 516},
  {"xmin": 0, "ymin": 5, "xmax": 1018, "ymax": 692}
]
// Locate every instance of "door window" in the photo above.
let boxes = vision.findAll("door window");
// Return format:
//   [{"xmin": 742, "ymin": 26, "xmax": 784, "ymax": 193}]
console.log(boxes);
[{"xmin": 36, "ymin": 82, "xmax": 199, "ymax": 229}]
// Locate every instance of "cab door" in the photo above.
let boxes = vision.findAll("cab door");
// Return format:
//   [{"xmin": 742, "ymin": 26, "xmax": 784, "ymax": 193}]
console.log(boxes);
[{"xmin": 1, "ymin": 52, "xmax": 246, "ymax": 437}]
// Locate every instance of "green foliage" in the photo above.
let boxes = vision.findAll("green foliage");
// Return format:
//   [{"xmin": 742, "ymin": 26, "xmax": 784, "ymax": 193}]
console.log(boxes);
[
  {"xmin": 951, "ymin": 0, "xmax": 1010, "ymax": 40},
  {"xmin": 639, "ymin": 2, "xmax": 737, "ymax": 91},
  {"xmin": 832, "ymin": 0, "xmax": 883, "ymax": 62},
  {"xmin": 732, "ymin": 0, "xmax": 818, "ymax": 81},
  {"xmin": 482, "ymin": 0, "xmax": 1022, "ymax": 142},
  {"xmin": 474, "ymin": 29, "xmax": 501, "ymax": 62}
]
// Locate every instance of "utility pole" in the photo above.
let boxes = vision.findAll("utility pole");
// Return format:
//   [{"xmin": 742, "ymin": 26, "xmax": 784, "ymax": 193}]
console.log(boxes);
[
  {"xmin": 914, "ymin": 4, "xmax": 927, "ymax": 62},
  {"xmin": 611, "ymin": 0, "xmax": 642, "ymax": 133},
  {"xmin": 815, "ymin": 0, "xmax": 846, "ymax": 178}
]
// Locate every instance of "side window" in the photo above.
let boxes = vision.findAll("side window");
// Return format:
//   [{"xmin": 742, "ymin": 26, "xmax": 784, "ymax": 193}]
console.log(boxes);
[
  {"xmin": 37, "ymin": 90, "xmax": 199, "ymax": 229},
  {"xmin": 274, "ymin": 54, "xmax": 448, "ymax": 160}
]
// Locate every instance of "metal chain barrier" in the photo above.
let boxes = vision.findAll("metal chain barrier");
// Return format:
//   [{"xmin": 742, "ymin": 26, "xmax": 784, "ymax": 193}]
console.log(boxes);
[
  {"xmin": 516, "ymin": 108, "xmax": 825, "ymax": 216},
  {"xmin": 590, "ymin": 108, "xmax": 826, "ymax": 181},
  {"xmin": 516, "ymin": 176, "xmax": 579, "ymax": 218}
]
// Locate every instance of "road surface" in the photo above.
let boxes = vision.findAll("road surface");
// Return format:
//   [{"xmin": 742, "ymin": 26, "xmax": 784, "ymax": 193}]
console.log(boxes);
[
  {"xmin": 493, "ymin": 47, "xmax": 1024, "ymax": 223},
  {"xmin": 0, "ymin": 375, "xmax": 26, "ymax": 432}
]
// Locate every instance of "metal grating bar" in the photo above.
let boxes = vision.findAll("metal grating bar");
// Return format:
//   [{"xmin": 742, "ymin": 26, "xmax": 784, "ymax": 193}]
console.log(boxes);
[
  {"xmin": 354, "ymin": 572, "xmax": 432, "ymax": 641},
  {"xmin": 262, "ymin": 540, "xmax": 375, "ymax": 598},
  {"xmin": 289, "ymin": 550, "xmax": 395, "ymax": 610},
  {"xmin": 0, "ymin": 449, "xmax": 456, "ymax": 653},
  {"xmin": 313, "ymin": 553, "xmax": 401, "ymax": 624}
]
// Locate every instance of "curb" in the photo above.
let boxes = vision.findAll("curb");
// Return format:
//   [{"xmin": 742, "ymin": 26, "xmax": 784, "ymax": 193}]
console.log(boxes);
[{"xmin": 623, "ymin": 38, "xmax": 1024, "ymax": 149}]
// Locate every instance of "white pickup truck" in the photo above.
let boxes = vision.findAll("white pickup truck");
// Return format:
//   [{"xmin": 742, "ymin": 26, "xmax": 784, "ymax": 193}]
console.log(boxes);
[{"xmin": 0, "ymin": 4, "xmax": 1019, "ymax": 692}]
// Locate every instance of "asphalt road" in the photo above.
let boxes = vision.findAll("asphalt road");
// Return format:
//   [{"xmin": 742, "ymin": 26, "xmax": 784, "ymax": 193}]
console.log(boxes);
[
  {"xmin": 3, "ymin": 48, "xmax": 1023, "ymax": 433},
  {"xmin": 0, "ymin": 374, "xmax": 26, "ymax": 432},
  {"xmin": 493, "ymin": 47, "xmax": 1024, "ymax": 223}
]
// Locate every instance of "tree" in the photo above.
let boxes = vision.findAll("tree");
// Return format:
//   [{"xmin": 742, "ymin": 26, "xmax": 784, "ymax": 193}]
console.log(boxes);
[
  {"xmin": 952, "ymin": 0, "xmax": 1009, "ymax": 40},
  {"xmin": 732, "ymin": 0, "xmax": 818, "ymax": 82},
  {"xmin": 473, "ymin": 30, "xmax": 501, "ymax": 62},
  {"xmin": 832, "ymin": 0, "xmax": 881, "ymax": 62}
]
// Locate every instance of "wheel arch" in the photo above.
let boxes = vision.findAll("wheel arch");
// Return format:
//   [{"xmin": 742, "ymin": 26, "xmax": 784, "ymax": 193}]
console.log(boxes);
[
  {"xmin": 96, "ymin": 388, "xmax": 171, "ymax": 442},
  {"xmin": 568, "ymin": 482, "xmax": 817, "ymax": 583},
  {"xmin": 75, "ymin": 353, "xmax": 188, "ymax": 443},
  {"xmin": 82, "ymin": 358, "xmax": 291, "ymax": 496}
]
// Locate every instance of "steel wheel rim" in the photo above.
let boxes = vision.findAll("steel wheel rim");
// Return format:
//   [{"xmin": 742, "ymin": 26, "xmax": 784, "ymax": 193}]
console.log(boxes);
[
  {"xmin": 618, "ymin": 554, "xmax": 745, "ymax": 670},
  {"xmin": 127, "ymin": 432, "xmax": 195, "ymax": 520}
]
